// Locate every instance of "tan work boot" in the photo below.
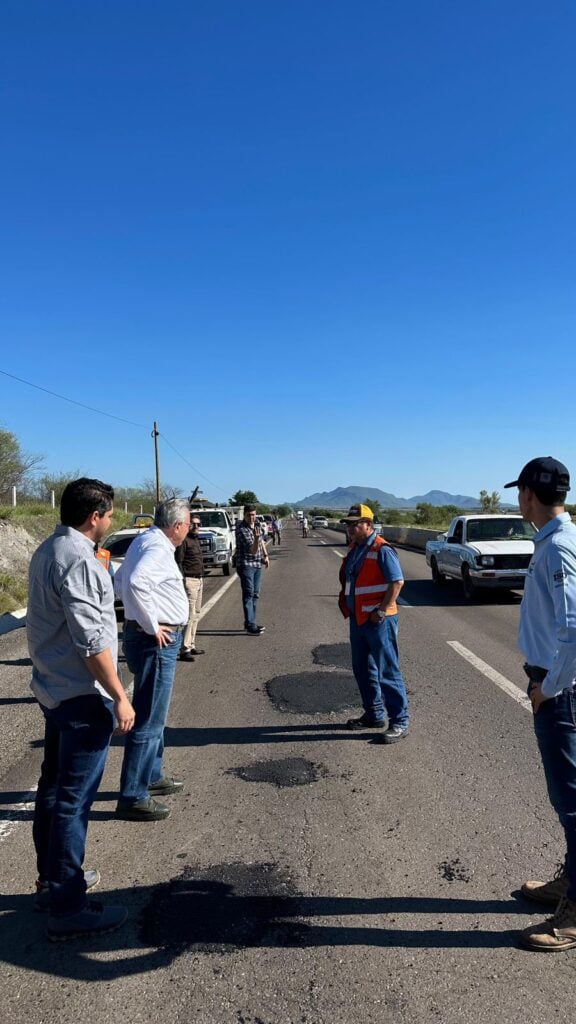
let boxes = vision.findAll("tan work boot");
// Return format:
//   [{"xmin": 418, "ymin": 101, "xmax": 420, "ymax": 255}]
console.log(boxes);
[
  {"xmin": 521, "ymin": 864, "xmax": 568, "ymax": 907},
  {"xmin": 520, "ymin": 897, "xmax": 576, "ymax": 952}
]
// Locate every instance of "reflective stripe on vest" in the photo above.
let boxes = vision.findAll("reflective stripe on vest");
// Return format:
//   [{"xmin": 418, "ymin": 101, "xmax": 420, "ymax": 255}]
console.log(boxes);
[{"xmin": 352, "ymin": 535, "xmax": 397, "ymax": 624}]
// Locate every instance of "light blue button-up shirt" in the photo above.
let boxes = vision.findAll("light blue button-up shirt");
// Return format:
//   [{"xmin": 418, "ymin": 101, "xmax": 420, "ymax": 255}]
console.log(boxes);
[
  {"xmin": 27, "ymin": 525, "xmax": 117, "ymax": 709},
  {"xmin": 518, "ymin": 512, "xmax": 576, "ymax": 697}
]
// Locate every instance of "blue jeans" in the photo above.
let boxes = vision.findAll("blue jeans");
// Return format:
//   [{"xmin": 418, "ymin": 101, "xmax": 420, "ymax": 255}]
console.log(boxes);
[
  {"xmin": 238, "ymin": 565, "xmax": 262, "ymax": 627},
  {"xmin": 119, "ymin": 622, "xmax": 181, "ymax": 803},
  {"xmin": 349, "ymin": 615, "xmax": 409, "ymax": 727},
  {"xmin": 33, "ymin": 694, "xmax": 114, "ymax": 917},
  {"xmin": 533, "ymin": 686, "xmax": 576, "ymax": 901}
]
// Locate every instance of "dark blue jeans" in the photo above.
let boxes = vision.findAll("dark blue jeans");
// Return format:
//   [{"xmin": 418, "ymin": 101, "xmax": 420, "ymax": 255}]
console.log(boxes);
[
  {"xmin": 33, "ymin": 694, "xmax": 114, "ymax": 917},
  {"xmin": 119, "ymin": 621, "xmax": 181, "ymax": 803},
  {"xmin": 533, "ymin": 686, "xmax": 576, "ymax": 901},
  {"xmin": 238, "ymin": 565, "xmax": 262, "ymax": 627},
  {"xmin": 349, "ymin": 615, "xmax": 409, "ymax": 727}
]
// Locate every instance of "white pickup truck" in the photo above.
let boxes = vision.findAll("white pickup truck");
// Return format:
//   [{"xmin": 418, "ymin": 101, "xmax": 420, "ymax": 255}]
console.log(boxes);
[
  {"xmin": 425, "ymin": 514, "xmax": 535, "ymax": 600},
  {"xmin": 193, "ymin": 507, "xmax": 237, "ymax": 576}
]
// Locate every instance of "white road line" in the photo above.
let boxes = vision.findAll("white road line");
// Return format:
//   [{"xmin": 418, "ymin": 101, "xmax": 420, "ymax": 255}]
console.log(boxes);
[
  {"xmin": 199, "ymin": 573, "xmax": 239, "ymax": 619},
  {"xmin": 332, "ymin": 549, "xmax": 345, "ymax": 558},
  {"xmin": 0, "ymin": 791, "xmax": 36, "ymax": 844},
  {"xmin": 447, "ymin": 640, "xmax": 531, "ymax": 712}
]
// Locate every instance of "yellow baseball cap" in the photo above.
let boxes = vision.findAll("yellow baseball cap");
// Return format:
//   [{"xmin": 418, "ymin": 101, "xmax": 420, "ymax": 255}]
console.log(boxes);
[{"xmin": 343, "ymin": 503, "xmax": 374, "ymax": 523}]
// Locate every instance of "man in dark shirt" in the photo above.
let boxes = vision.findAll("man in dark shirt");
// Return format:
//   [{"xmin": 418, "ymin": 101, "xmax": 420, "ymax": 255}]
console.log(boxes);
[
  {"xmin": 175, "ymin": 514, "xmax": 205, "ymax": 661},
  {"xmin": 235, "ymin": 505, "xmax": 269, "ymax": 635}
]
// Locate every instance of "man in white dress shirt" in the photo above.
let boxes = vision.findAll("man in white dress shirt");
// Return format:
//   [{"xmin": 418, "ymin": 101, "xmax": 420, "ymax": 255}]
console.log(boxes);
[{"xmin": 114, "ymin": 498, "xmax": 190, "ymax": 821}]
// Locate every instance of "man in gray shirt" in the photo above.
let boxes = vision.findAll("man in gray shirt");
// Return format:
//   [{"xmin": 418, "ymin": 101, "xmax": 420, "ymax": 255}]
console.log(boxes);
[{"xmin": 27, "ymin": 478, "xmax": 135, "ymax": 941}]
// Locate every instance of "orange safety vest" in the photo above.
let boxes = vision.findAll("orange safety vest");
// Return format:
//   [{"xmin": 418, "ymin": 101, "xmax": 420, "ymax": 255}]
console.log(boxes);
[
  {"xmin": 95, "ymin": 546, "xmax": 111, "ymax": 572},
  {"xmin": 338, "ymin": 534, "xmax": 398, "ymax": 624}
]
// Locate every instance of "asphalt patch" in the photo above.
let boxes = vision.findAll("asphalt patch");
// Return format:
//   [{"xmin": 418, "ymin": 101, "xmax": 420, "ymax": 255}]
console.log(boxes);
[
  {"xmin": 312, "ymin": 643, "xmax": 352, "ymax": 671},
  {"xmin": 266, "ymin": 671, "xmax": 358, "ymax": 714},
  {"xmin": 141, "ymin": 862, "xmax": 307, "ymax": 953},
  {"xmin": 438, "ymin": 858, "xmax": 472, "ymax": 883},
  {"xmin": 227, "ymin": 757, "xmax": 327, "ymax": 787}
]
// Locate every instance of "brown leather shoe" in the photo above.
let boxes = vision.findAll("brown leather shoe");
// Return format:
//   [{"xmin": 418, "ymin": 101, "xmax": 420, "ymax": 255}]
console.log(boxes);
[
  {"xmin": 519, "ymin": 897, "xmax": 576, "ymax": 951},
  {"xmin": 521, "ymin": 865, "xmax": 568, "ymax": 907}
]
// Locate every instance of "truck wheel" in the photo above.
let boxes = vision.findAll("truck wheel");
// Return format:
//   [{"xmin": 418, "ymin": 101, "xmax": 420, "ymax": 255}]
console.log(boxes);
[
  {"xmin": 462, "ymin": 565, "xmax": 477, "ymax": 601},
  {"xmin": 431, "ymin": 557, "xmax": 447, "ymax": 586},
  {"xmin": 222, "ymin": 557, "xmax": 232, "ymax": 576}
]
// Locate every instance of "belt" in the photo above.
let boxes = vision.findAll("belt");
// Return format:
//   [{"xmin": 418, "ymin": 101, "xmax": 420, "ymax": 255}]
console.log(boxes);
[{"xmin": 125, "ymin": 620, "xmax": 185, "ymax": 634}]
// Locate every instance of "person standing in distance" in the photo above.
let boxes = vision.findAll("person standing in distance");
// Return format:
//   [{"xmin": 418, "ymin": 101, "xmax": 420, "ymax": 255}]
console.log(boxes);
[
  {"xmin": 503, "ymin": 458, "xmax": 576, "ymax": 952},
  {"xmin": 175, "ymin": 514, "xmax": 205, "ymax": 662},
  {"xmin": 114, "ymin": 498, "xmax": 190, "ymax": 821},
  {"xmin": 271, "ymin": 514, "xmax": 282, "ymax": 546},
  {"xmin": 235, "ymin": 505, "xmax": 269, "ymax": 635},
  {"xmin": 338, "ymin": 504, "xmax": 409, "ymax": 743},
  {"xmin": 27, "ymin": 477, "xmax": 135, "ymax": 941}
]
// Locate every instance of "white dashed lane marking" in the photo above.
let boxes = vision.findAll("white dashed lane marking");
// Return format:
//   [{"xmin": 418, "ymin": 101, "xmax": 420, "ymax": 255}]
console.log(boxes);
[{"xmin": 447, "ymin": 640, "xmax": 531, "ymax": 712}]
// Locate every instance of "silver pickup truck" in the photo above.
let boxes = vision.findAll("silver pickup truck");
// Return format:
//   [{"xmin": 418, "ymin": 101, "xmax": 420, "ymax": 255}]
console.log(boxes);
[{"xmin": 425, "ymin": 514, "xmax": 535, "ymax": 600}]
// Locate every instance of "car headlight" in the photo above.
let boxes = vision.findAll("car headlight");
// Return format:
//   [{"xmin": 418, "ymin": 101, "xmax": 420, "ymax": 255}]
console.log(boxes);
[
  {"xmin": 214, "ymin": 536, "xmax": 228, "ymax": 551},
  {"xmin": 479, "ymin": 555, "xmax": 495, "ymax": 566}
]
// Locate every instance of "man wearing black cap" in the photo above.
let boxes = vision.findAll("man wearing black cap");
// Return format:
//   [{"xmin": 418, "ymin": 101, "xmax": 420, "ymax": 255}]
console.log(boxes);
[
  {"xmin": 338, "ymin": 503, "xmax": 409, "ymax": 743},
  {"xmin": 503, "ymin": 457, "xmax": 576, "ymax": 951}
]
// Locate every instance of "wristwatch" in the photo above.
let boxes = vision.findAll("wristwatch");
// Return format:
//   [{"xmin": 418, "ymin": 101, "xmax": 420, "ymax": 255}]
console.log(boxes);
[{"xmin": 374, "ymin": 608, "xmax": 386, "ymax": 621}]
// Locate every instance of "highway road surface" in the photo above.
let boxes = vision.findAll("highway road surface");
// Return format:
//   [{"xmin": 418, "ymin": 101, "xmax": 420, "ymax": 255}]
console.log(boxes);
[{"xmin": 0, "ymin": 521, "xmax": 572, "ymax": 1024}]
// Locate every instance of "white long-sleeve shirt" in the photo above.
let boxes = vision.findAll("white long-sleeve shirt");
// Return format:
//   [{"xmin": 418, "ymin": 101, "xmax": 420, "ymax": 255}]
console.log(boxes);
[
  {"xmin": 518, "ymin": 512, "xmax": 576, "ymax": 698},
  {"xmin": 114, "ymin": 526, "xmax": 188, "ymax": 635}
]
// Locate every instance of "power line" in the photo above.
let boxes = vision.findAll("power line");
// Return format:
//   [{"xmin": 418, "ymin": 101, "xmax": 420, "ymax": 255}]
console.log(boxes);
[
  {"xmin": 1, "ymin": 367, "xmax": 231, "ymax": 497},
  {"xmin": 0, "ymin": 368, "xmax": 148, "ymax": 430},
  {"xmin": 159, "ymin": 432, "xmax": 229, "ymax": 496}
]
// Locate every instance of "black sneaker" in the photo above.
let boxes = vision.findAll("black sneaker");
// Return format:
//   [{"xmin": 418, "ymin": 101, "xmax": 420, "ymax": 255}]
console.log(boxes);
[
  {"xmin": 148, "ymin": 776, "xmax": 184, "ymax": 796},
  {"xmin": 180, "ymin": 649, "xmax": 195, "ymax": 662},
  {"xmin": 115, "ymin": 797, "xmax": 170, "ymax": 821},
  {"xmin": 246, "ymin": 625, "xmax": 264, "ymax": 635},
  {"xmin": 35, "ymin": 869, "xmax": 100, "ymax": 912},
  {"xmin": 346, "ymin": 714, "xmax": 386, "ymax": 731},
  {"xmin": 189, "ymin": 648, "xmax": 205, "ymax": 655},
  {"xmin": 46, "ymin": 900, "xmax": 128, "ymax": 941}
]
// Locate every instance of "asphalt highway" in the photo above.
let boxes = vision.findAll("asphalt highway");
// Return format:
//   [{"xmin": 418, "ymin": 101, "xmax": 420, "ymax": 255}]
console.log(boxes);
[{"xmin": 0, "ymin": 522, "xmax": 573, "ymax": 1024}]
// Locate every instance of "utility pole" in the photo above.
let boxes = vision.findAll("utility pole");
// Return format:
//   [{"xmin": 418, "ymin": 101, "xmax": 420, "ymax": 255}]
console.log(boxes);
[{"xmin": 152, "ymin": 421, "xmax": 161, "ymax": 503}]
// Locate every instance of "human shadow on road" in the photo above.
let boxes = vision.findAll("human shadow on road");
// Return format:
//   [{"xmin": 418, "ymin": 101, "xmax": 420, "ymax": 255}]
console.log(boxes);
[
  {"xmin": 160, "ymin": 723, "xmax": 397, "ymax": 750},
  {"xmin": 0, "ymin": 880, "xmax": 528, "ymax": 983},
  {"xmin": 0, "ymin": 658, "xmax": 33, "ymax": 667}
]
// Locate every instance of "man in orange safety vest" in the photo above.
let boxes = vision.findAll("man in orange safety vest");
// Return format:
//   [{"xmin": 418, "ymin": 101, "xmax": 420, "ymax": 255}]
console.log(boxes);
[{"xmin": 338, "ymin": 503, "xmax": 410, "ymax": 744}]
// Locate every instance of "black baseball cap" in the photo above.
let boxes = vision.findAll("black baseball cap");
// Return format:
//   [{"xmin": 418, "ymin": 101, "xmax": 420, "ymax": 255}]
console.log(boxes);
[{"xmin": 504, "ymin": 456, "xmax": 570, "ymax": 492}]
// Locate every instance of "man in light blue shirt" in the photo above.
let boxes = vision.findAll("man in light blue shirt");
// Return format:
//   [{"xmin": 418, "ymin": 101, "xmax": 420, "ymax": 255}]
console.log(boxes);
[
  {"xmin": 504, "ymin": 457, "xmax": 576, "ymax": 952},
  {"xmin": 28, "ymin": 478, "xmax": 135, "ymax": 940}
]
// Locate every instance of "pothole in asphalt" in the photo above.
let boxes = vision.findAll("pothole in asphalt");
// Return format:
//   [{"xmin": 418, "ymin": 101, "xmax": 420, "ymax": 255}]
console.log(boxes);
[
  {"xmin": 312, "ymin": 643, "xmax": 352, "ymax": 670},
  {"xmin": 266, "ymin": 671, "xmax": 358, "ymax": 714},
  {"xmin": 140, "ymin": 862, "xmax": 307, "ymax": 952},
  {"xmin": 227, "ymin": 757, "xmax": 328, "ymax": 787}
]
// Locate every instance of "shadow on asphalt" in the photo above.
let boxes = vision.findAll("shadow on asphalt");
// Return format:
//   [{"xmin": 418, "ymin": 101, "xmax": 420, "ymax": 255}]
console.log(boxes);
[
  {"xmin": 0, "ymin": 880, "xmax": 528, "ymax": 981},
  {"xmin": 400, "ymin": 579, "xmax": 523, "ymax": 608}
]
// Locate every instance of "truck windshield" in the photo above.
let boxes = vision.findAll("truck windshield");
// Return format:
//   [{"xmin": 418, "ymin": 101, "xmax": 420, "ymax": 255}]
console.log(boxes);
[
  {"xmin": 197, "ymin": 511, "xmax": 228, "ymax": 529},
  {"xmin": 466, "ymin": 519, "xmax": 536, "ymax": 542}
]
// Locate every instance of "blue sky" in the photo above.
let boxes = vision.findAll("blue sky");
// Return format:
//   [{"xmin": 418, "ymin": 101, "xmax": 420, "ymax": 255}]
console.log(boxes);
[{"xmin": 1, "ymin": 1, "xmax": 575, "ymax": 503}]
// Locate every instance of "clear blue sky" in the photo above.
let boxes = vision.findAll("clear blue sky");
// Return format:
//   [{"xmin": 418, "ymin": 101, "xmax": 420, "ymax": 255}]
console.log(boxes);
[{"xmin": 1, "ymin": 1, "xmax": 575, "ymax": 503}]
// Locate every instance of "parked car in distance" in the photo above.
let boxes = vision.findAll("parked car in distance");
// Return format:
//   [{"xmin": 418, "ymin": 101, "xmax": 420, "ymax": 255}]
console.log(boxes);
[
  {"xmin": 425, "ymin": 514, "xmax": 535, "ymax": 600},
  {"xmin": 312, "ymin": 516, "xmax": 329, "ymax": 528}
]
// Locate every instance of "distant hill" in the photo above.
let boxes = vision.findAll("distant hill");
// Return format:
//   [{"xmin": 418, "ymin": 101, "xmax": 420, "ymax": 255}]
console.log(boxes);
[{"xmin": 292, "ymin": 485, "xmax": 482, "ymax": 510}]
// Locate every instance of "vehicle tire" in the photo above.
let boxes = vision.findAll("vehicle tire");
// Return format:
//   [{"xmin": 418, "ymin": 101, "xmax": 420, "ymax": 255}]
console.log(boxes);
[
  {"xmin": 222, "ymin": 557, "xmax": 231, "ymax": 576},
  {"xmin": 430, "ymin": 557, "xmax": 447, "ymax": 586},
  {"xmin": 462, "ymin": 565, "xmax": 477, "ymax": 601}
]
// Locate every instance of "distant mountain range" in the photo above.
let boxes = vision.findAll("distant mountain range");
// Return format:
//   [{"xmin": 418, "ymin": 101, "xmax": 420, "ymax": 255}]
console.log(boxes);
[{"xmin": 291, "ymin": 485, "xmax": 489, "ymax": 510}]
